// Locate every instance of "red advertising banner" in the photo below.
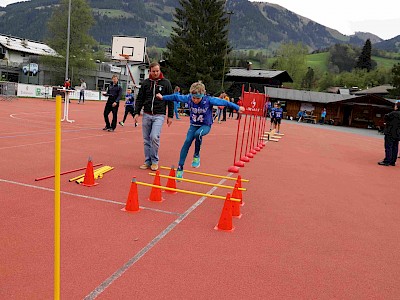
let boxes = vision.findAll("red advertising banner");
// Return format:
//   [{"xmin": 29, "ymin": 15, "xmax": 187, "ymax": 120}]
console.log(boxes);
[{"xmin": 242, "ymin": 91, "xmax": 266, "ymax": 116}]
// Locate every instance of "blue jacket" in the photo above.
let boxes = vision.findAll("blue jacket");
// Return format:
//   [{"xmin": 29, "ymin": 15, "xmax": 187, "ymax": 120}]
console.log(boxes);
[
  {"xmin": 162, "ymin": 94, "xmax": 240, "ymax": 126},
  {"xmin": 125, "ymin": 93, "xmax": 134, "ymax": 106}
]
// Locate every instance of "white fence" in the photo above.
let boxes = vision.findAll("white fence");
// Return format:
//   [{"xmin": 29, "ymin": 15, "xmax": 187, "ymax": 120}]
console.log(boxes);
[{"xmin": 17, "ymin": 83, "xmax": 108, "ymax": 101}]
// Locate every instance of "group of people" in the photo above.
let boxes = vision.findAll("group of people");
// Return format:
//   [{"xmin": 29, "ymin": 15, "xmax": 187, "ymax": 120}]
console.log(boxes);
[
  {"xmin": 100, "ymin": 63, "xmax": 400, "ymax": 176},
  {"xmin": 102, "ymin": 62, "xmax": 244, "ymax": 178},
  {"xmin": 269, "ymin": 102, "xmax": 284, "ymax": 133},
  {"xmin": 297, "ymin": 108, "xmax": 327, "ymax": 124},
  {"xmin": 62, "ymin": 78, "xmax": 86, "ymax": 104}
]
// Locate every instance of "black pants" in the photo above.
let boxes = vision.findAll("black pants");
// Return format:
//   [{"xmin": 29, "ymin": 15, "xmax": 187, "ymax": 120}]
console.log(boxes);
[
  {"xmin": 104, "ymin": 102, "xmax": 119, "ymax": 129},
  {"xmin": 222, "ymin": 107, "xmax": 227, "ymax": 121},
  {"xmin": 122, "ymin": 106, "xmax": 135, "ymax": 123},
  {"xmin": 79, "ymin": 90, "xmax": 84, "ymax": 102},
  {"xmin": 384, "ymin": 135, "xmax": 399, "ymax": 164}
]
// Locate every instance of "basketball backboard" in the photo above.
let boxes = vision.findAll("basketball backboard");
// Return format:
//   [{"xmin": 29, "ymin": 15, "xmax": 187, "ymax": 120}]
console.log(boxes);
[{"xmin": 111, "ymin": 36, "xmax": 146, "ymax": 62}]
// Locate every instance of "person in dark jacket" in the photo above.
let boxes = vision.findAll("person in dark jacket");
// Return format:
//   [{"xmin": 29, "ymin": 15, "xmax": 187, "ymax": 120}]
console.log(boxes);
[
  {"xmin": 378, "ymin": 103, "xmax": 400, "ymax": 166},
  {"xmin": 102, "ymin": 74, "xmax": 123, "ymax": 132},
  {"xmin": 133, "ymin": 62, "xmax": 173, "ymax": 171}
]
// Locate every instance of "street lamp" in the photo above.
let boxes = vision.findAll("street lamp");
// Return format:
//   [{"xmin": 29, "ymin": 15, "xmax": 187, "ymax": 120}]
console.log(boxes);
[{"xmin": 221, "ymin": 11, "xmax": 233, "ymax": 91}]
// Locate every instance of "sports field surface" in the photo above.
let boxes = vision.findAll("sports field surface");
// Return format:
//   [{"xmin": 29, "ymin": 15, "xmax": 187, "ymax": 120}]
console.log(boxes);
[{"xmin": 1, "ymin": 98, "xmax": 399, "ymax": 299}]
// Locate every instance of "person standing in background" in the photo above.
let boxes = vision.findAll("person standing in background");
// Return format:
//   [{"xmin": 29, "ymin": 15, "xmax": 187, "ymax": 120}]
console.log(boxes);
[
  {"xmin": 102, "ymin": 74, "xmax": 122, "ymax": 132},
  {"xmin": 378, "ymin": 103, "xmax": 400, "ymax": 166},
  {"xmin": 173, "ymin": 86, "xmax": 181, "ymax": 120},
  {"xmin": 78, "ymin": 78, "xmax": 86, "ymax": 104}
]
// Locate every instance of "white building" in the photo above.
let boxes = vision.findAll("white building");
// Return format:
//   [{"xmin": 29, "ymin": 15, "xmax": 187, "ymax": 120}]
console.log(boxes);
[{"xmin": 0, "ymin": 34, "xmax": 58, "ymax": 83}]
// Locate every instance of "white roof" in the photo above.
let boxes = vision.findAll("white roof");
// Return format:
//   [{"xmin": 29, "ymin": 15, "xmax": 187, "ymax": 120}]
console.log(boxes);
[
  {"xmin": 0, "ymin": 34, "xmax": 58, "ymax": 56},
  {"xmin": 226, "ymin": 68, "xmax": 287, "ymax": 78}
]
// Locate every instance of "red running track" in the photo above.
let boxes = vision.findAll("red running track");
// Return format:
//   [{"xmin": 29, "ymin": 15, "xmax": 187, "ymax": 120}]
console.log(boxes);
[{"xmin": 0, "ymin": 98, "xmax": 399, "ymax": 299}]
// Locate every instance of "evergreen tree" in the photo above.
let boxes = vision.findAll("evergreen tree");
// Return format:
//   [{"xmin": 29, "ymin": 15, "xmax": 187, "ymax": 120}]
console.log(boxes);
[
  {"xmin": 389, "ymin": 63, "xmax": 400, "ymax": 98},
  {"xmin": 355, "ymin": 39, "xmax": 373, "ymax": 72},
  {"xmin": 301, "ymin": 67, "xmax": 315, "ymax": 90},
  {"xmin": 43, "ymin": 0, "xmax": 96, "ymax": 84},
  {"xmin": 164, "ymin": 0, "xmax": 230, "ymax": 93}
]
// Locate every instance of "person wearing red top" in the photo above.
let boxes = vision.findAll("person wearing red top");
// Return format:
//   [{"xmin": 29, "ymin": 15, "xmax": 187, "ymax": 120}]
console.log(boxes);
[{"xmin": 236, "ymin": 97, "xmax": 243, "ymax": 120}]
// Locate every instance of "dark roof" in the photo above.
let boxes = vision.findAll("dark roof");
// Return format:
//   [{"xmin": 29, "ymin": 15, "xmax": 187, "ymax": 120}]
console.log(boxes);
[
  {"xmin": 225, "ymin": 68, "xmax": 293, "ymax": 83},
  {"xmin": 353, "ymin": 85, "xmax": 394, "ymax": 95},
  {"xmin": 265, "ymin": 86, "xmax": 397, "ymax": 107},
  {"xmin": 265, "ymin": 87, "xmax": 355, "ymax": 103}
]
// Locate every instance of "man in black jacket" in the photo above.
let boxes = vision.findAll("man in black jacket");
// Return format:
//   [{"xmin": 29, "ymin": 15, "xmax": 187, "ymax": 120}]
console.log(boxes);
[
  {"xmin": 378, "ymin": 103, "xmax": 400, "ymax": 166},
  {"xmin": 134, "ymin": 62, "xmax": 173, "ymax": 171},
  {"xmin": 103, "ymin": 74, "xmax": 123, "ymax": 132}
]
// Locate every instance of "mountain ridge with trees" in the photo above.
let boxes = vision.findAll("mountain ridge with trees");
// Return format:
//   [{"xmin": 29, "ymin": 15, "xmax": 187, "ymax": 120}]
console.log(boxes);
[{"xmin": 0, "ymin": 0, "xmax": 399, "ymax": 52}]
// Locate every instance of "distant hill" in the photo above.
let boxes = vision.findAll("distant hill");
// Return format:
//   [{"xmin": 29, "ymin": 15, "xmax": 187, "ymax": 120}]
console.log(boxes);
[
  {"xmin": 0, "ymin": 0, "xmax": 398, "ymax": 52},
  {"xmin": 374, "ymin": 35, "xmax": 400, "ymax": 52}
]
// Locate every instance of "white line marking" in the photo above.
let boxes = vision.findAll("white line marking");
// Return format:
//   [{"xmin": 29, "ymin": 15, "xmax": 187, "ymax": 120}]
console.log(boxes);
[
  {"xmin": 84, "ymin": 176, "xmax": 232, "ymax": 299},
  {"xmin": 0, "ymin": 178, "xmax": 181, "ymax": 216}
]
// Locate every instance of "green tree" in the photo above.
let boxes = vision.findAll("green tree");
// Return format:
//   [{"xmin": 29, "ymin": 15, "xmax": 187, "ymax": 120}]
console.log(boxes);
[
  {"xmin": 328, "ymin": 44, "xmax": 358, "ymax": 73},
  {"xmin": 273, "ymin": 42, "xmax": 308, "ymax": 88},
  {"xmin": 355, "ymin": 39, "xmax": 374, "ymax": 72},
  {"xmin": 316, "ymin": 71, "xmax": 335, "ymax": 92},
  {"xmin": 164, "ymin": 0, "xmax": 230, "ymax": 93},
  {"xmin": 43, "ymin": 0, "xmax": 96, "ymax": 84},
  {"xmin": 301, "ymin": 67, "xmax": 315, "ymax": 90},
  {"xmin": 389, "ymin": 63, "xmax": 400, "ymax": 97}
]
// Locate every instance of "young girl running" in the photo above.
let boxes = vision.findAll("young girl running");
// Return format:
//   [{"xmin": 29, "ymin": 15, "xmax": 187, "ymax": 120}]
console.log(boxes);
[{"xmin": 156, "ymin": 81, "xmax": 244, "ymax": 179}]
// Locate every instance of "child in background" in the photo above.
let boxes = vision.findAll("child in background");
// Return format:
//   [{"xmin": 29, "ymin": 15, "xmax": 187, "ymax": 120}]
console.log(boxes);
[
  {"xmin": 173, "ymin": 86, "xmax": 181, "ymax": 120},
  {"xmin": 270, "ymin": 102, "xmax": 277, "ymax": 130},
  {"xmin": 274, "ymin": 102, "xmax": 284, "ymax": 133},
  {"xmin": 119, "ymin": 88, "xmax": 137, "ymax": 127},
  {"xmin": 156, "ymin": 81, "xmax": 244, "ymax": 179}
]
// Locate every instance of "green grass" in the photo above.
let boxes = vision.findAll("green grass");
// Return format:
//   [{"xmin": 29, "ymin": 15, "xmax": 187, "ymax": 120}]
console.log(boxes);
[
  {"xmin": 92, "ymin": 9, "xmax": 133, "ymax": 18},
  {"xmin": 372, "ymin": 56, "xmax": 400, "ymax": 68},
  {"xmin": 305, "ymin": 52, "xmax": 400, "ymax": 72},
  {"xmin": 306, "ymin": 52, "xmax": 329, "ymax": 72}
]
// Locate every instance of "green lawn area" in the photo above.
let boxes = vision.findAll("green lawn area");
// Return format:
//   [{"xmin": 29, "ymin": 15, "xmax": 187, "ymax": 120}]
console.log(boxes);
[
  {"xmin": 306, "ymin": 52, "xmax": 329, "ymax": 72},
  {"xmin": 372, "ymin": 56, "xmax": 400, "ymax": 68}
]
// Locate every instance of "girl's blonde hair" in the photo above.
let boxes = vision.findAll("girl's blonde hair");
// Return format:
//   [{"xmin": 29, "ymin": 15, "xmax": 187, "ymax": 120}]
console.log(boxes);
[{"xmin": 189, "ymin": 81, "xmax": 206, "ymax": 95}]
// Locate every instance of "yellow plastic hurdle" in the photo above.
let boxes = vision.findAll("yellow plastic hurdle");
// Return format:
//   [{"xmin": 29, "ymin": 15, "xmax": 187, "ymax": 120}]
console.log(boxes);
[
  {"xmin": 135, "ymin": 180, "xmax": 241, "ymax": 202},
  {"xmin": 148, "ymin": 172, "xmax": 246, "ymax": 191},
  {"xmin": 160, "ymin": 166, "xmax": 249, "ymax": 182}
]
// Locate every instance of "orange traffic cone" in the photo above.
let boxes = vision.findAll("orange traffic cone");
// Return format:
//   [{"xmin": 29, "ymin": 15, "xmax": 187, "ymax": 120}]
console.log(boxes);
[
  {"xmin": 164, "ymin": 166, "xmax": 177, "ymax": 194},
  {"xmin": 148, "ymin": 170, "xmax": 165, "ymax": 202},
  {"xmin": 82, "ymin": 157, "xmax": 98, "ymax": 187},
  {"xmin": 122, "ymin": 177, "xmax": 140, "ymax": 212},
  {"xmin": 236, "ymin": 175, "xmax": 244, "ymax": 206},
  {"xmin": 214, "ymin": 193, "xmax": 234, "ymax": 232},
  {"xmin": 231, "ymin": 183, "xmax": 242, "ymax": 219}
]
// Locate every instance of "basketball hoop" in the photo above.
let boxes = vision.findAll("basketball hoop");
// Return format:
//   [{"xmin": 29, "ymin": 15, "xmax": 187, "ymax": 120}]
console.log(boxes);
[{"xmin": 119, "ymin": 54, "xmax": 131, "ymax": 61}]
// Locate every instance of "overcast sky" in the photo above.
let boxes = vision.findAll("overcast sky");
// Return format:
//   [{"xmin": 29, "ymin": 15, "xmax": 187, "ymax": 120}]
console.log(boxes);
[
  {"xmin": 2, "ymin": 0, "xmax": 400, "ymax": 40},
  {"xmin": 251, "ymin": 0, "xmax": 400, "ymax": 40}
]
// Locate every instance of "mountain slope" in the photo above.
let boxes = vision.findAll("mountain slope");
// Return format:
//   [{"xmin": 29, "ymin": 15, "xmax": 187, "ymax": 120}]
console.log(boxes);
[{"xmin": 0, "ymin": 0, "xmax": 397, "ymax": 51}]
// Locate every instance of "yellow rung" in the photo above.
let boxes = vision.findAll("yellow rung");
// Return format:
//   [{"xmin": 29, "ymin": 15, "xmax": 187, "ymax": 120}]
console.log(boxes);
[
  {"xmin": 136, "ymin": 181, "xmax": 241, "ymax": 202},
  {"xmin": 69, "ymin": 166, "xmax": 111, "ymax": 182},
  {"xmin": 148, "ymin": 172, "xmax": 246, "ymax": 191},
  {"xmin": 76, "ymin": 166, "xmax": 114, "ymax": 184},
  {"xmin": 160, "ymin": 166, "xmax": 249, "ymax": 182}
]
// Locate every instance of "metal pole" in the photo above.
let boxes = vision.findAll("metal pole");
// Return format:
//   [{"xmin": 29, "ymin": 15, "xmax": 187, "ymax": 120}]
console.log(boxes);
[
  {"xmin": 221, "ymin": 11, "xmax": 233, "ymax": 91},
  {"xmin": 65, "ymin": 0, "xmax": 72, "ymax": 81}
]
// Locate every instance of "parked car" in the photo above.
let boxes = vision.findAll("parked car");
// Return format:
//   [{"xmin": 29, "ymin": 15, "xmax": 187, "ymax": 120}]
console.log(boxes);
[{"xmin": 22, "ymin": 63, "xmax": 39, "ymax": 75}]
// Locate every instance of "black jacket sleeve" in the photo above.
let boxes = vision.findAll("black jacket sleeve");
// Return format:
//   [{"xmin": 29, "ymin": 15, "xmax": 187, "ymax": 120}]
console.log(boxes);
[
  {"xmin": 134, "ymin": 81, "xmax": 146, "ymax": 115},
  {"xmin": 164, "ymin": 80, "xmax": 174, "ymax": 118}
]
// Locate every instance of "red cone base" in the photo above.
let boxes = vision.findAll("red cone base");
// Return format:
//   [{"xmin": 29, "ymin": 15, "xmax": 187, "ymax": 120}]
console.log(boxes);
[
  {"xmin": 228, "ymin": 165, "xmax": 240, "ymax": 173},
  {"xmin": 234, "ymin": 160, "xmax": 245, "ymax": 167}
]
